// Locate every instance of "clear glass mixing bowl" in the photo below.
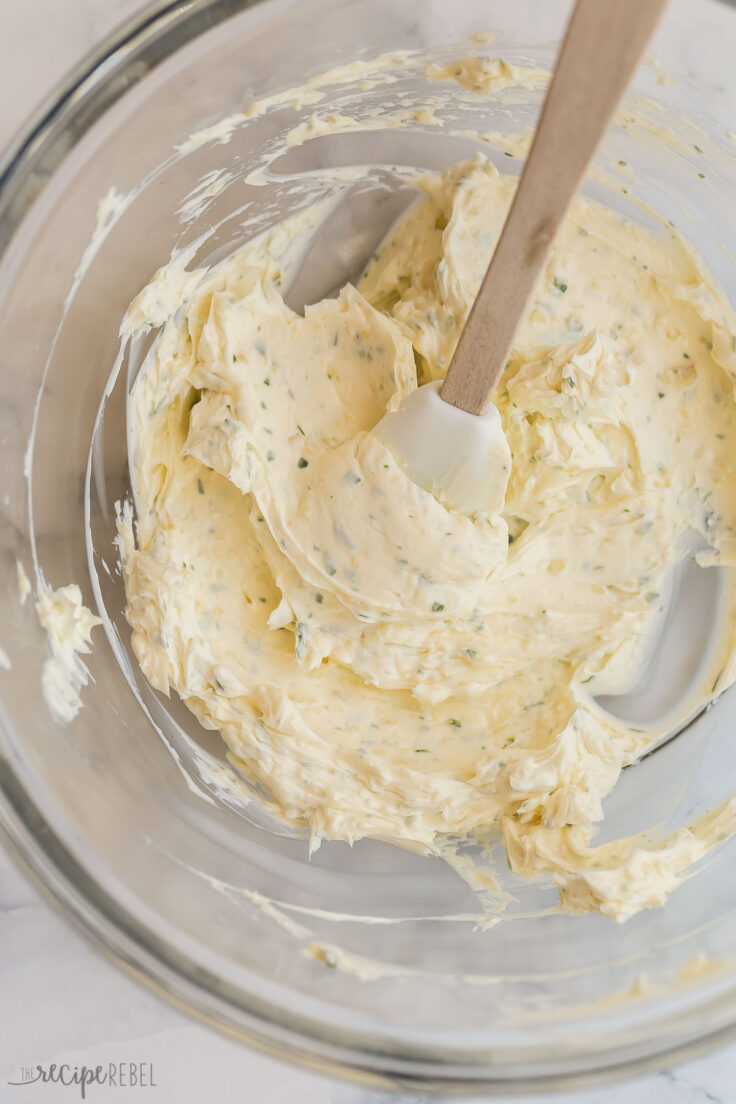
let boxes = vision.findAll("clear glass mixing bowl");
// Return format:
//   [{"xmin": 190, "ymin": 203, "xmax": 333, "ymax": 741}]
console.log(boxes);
[{"xmin": 3, "ymin": 0, "xmax": 736, "ymax": 1091}]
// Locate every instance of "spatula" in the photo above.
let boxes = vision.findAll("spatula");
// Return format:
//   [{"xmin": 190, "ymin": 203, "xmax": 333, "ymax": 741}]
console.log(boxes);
[{"xmin": 376, "ymin": 0, "xmax": 668, "ymax": 516}]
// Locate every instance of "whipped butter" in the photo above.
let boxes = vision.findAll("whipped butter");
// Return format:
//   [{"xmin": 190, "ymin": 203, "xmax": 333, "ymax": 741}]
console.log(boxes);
[{"xmin": 117, "ymin": 88, "xmax": 736, "ymax": 922}]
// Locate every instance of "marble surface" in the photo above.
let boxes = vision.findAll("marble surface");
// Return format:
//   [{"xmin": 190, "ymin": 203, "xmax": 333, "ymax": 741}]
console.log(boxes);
[{"xmin": 2, "ymin": 1, "xmax": 736, "ymax": 1101}]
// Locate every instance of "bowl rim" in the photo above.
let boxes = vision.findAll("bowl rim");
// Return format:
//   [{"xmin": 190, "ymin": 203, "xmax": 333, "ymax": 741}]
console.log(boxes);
[{"xmin": 3, "ymin": 0, "xmax": 736, "ymax": 1091}]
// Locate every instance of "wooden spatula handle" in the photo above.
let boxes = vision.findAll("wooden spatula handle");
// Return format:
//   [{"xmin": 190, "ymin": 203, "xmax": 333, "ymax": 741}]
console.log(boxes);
[{"xmin": 440, "ymin": 0, "xmax": 668, "ymax": 416}]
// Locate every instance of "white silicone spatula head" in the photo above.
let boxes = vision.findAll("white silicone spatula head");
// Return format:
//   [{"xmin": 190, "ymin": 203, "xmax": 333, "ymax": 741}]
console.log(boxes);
[
  {"xmin": 377, "ymin": 381, "xmax": 511, "ymax": 516},
  {"xmin": 376, "ymin": 0, "xmax": 668, "ymax": 515}
]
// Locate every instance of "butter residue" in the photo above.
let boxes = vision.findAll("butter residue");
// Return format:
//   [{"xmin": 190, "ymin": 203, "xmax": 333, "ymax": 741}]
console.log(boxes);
[
  {"xmin": 66, "ymin": 187, "xmax": 132, "ymax": 315},
  {"xmin": 649, "ymin": 56, "xmax": 675, "ymax": 87},
  {"xmin": 305, "ymin": 940, "xmax": 409, "ymax": 981},
  {"xmin": 426, "ymin": 55, "xmax": 546, "ymax": 94},
  {"xmin": 38, "ymin": 584, "xmax": 102, "ymax": 724},
  {"xmin": 16, "ymin": 560, "xmax": 31, "ymax": 605}
]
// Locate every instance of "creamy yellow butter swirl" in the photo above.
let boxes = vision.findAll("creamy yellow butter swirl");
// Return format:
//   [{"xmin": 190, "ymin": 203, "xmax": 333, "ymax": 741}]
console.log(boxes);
[{"xmin": 120, "ymin": 156, "xmax": 736, "ymax": 921}]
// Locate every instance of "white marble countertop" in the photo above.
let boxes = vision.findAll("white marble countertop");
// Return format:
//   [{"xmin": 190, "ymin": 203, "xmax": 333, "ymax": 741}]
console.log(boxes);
[{"xmin": 2, "ymin": 2, "xmax": 736, "ymax": 1101}]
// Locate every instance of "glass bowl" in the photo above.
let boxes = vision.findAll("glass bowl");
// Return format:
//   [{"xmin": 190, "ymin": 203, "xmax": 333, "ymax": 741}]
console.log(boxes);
[{"xmin": 2, "ymin": 0, "xmax": 736, "ymax": 1092}]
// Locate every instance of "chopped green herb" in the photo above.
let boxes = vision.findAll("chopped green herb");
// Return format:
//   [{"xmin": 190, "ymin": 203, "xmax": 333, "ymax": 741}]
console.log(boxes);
[
  {"xmin": 296, "ymin": 424, "xmax": 305, "ymax": 436},
  {"xmin": 298, "ymin": 457, "xmax": 309, "ymax": 468},
  {"xmin": 266, "ymin": 450, "xmax": 275, "ymax": 462},
  {"xmin": 554, "ymin": 277, "xmax": 568, "ymax": 293},
  {"xmin": 448, "ymin": 718, "xmax": 462, "ymax": 728},
  {"xmin": 197, "ymin": 478, "xmax": 205, "ymax": 495},
  {"xmin": 432, "ymin": 602, "xmax": 445, "ymax": 612}
]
